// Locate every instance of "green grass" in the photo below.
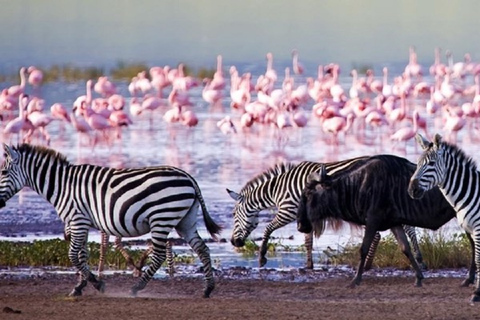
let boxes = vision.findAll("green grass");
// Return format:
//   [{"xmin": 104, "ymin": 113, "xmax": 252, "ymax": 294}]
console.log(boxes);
[
  {"xmin": 329, "ymin": 231, "xmax": 472, "ymax": 270},
  {"xmin": 2, "ymin": 62, "xmax": 217, "ymax": 84},
  {"xmin": 0, "ymin": 239, "xmax": 194, "ymax": 269}
]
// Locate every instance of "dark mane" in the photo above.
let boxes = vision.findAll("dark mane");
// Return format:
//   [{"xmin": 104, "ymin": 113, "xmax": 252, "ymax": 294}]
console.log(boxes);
[
  {"xmin": 16, "ymin": 143, "xmax": 70, "ymax": 166},
  {"xmin": 240, "ymin": 162, "xmax": 296, "ymax": 194},
  {"xmin": 441, "ymin": 140, "xmax": 477, "ymax": 170}
]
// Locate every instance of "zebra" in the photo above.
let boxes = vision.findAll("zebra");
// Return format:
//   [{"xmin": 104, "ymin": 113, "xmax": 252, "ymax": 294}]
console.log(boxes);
[
  {"xmin": 0, "ymin": 143, "xmax": 221, "ymax": 298},
  {"xmin": 227, "ymin": 158, "xmax": 423, "ymax": 269},
  {"xmin": 408, "ymin": 133, "xmax": 479, "ymax": 303}
]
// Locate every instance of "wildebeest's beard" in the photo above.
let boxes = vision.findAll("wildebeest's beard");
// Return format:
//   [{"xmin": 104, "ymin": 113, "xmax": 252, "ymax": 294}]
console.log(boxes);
[{"xmin": 307, "ymin": 185, "xmax": 340, "ymax": 238}]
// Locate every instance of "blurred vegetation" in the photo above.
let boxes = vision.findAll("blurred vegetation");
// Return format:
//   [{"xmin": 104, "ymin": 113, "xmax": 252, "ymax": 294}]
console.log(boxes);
[
  {"xmin": 330, "ymin": 232, "xmax": 471, "ymax": 270},
  {"xmin": 0, "ymin": 239, "xmax": 195, "ymax": 269},
  {"xmin": 1, "ymin": 62, "xmax": 217, "ymax": 84}
]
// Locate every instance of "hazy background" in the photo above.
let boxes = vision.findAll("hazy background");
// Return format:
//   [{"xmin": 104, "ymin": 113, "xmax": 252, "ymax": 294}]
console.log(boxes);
[{"xmin": 2, "ymin": 0, "xmax": 480, "ymax": 73}]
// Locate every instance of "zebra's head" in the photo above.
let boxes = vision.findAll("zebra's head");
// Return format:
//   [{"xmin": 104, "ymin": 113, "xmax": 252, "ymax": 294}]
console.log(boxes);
[
  {"xmin": 227, "ymin": 188, "xmax": 259, "ymax": 247},
  {"xmin": 0, "ymin": 144, "xmax": 26, "ymax": 208},
  {"xmin": 408, "ymin": 133, "xmax": 446, "ymax": 199}
]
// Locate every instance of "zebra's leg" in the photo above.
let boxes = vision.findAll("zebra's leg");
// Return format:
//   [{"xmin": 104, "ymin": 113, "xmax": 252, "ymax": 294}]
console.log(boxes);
[
  {"xmin": 349, "ymin": 224, "xmax": 379, "ymax": 288},
  {"xmin": 166, "ymin": 241, "xmax": 175, "ymax": 277},
  {"xmin": 390, "ymin": 225, "xmax": 424, "ymax": 287},
  {"xmin": 470, "ymin": 232, "xmax": 480, "ymax": 302},
  {"xmin": 98, "ymin": 232, "xmax": 110, "ymax": 279},
  {"xmin": 179, "ymin": 229, "xmax": 215, "ymax": 298},
  {"xmin": 259, "ymin": 216, "xmax": 290, "ymax": 267},
  {"xmin": 130, "ymin": 235, "xmax": 167, "ymax": 297},
  {"xmin": 363, "ymin": 232, "xmax": 381, "ymax": 271},
  {"xmin": 175, "ymin": 204, "xmax": 215, "ymax": 298},
  {"xmin": 403, "ymin": 225, "xmax": 426, "ymax": 270},
  {"xmin": 461, "ymin": 232, "xmax": 476, "ymax": 287},
  {"xmin": 68, "ymin": 230, "xmax": 105, "ymax": 296}
]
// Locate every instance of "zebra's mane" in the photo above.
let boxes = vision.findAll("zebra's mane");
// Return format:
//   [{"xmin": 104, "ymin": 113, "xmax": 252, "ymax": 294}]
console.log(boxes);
[
  {"xmin": 16, "ymin": 144, "xmax": 70, "ymax": 166},
  {"xmin": 441, "ymin": 140, "xmax": 477, "ymax": 170},
  {"xmin": 241, "ymin": 162, "xmax": 296, "ymax": 194}
]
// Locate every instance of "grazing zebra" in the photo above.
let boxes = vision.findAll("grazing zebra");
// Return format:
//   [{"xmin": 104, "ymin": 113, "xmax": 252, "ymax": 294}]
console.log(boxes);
[
  {"xmin": 408, "ymin": 133, "xmax": 479, "ymax": 302},
  {"xmin": 0, "ymin": 143, "xmax": 221, "ymax": 298},
  {"xmin": 297, "ymin": 154, "xmax": 458, "ymax": 287},
  {"xmin": 227, "ymin": 158, "xmax": 423, "ymax": 269}
]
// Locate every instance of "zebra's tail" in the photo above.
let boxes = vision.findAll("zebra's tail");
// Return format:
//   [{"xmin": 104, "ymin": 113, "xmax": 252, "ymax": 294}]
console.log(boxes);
[{"xmin": 192, "ymin": 180, "xmax": 223, "ymax": 241}]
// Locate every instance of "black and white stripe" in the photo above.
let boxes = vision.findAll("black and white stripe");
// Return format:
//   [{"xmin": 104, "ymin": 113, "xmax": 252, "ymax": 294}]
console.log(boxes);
[
  {"xmin": 409, "ymin": 133, "xmax": 479, "ymax": 302},
  {"xmin": 0, "ymin": 143, "xmax": 221, "ymax": 298},
  {"xmin": 228, "ymin": 158, "xmax": 422, "ymax": 269}
]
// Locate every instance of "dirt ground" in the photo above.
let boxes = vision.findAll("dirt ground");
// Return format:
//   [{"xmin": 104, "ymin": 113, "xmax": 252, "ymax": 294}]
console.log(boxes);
[{"xmin": 1, "ymin": 272, "xmax": 480, "ymax": 320}]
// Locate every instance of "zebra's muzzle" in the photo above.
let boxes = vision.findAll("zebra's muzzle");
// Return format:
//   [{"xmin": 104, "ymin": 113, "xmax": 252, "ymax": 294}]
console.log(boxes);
[
  {"xmin": 231, "ymin": 237, "xmax": 245, "ymax": 247},
  {"xmin": 0, "ymin": 199, "xmax": 5, "ymax": 209}
]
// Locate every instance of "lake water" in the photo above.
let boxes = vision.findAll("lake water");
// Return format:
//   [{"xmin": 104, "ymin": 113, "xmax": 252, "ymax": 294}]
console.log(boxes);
[{"xmin": 0, "ymin": 1, "xmax": 476, "ymax": 270}]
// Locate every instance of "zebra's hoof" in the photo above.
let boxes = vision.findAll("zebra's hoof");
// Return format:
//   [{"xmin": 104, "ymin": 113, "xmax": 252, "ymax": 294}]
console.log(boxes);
[
  {"xmin": 69, "ymin": 288, "xmax": 82, "ymax": 297},
  {"xmin": 203, "ymin": 286, "xmax": 214, "ymax": 298},
  {"xmin": 470, "ymin": 294, "xmax": 480, "ymax": 303},
  {"xmin": 461, "ymin": 278, "xmax": 473, "ymax": 287},
  {"xmin": 93, "ymin": 280, "xmax": 105, "ymax": 293},
  {"xmin": 259, "ymin": 256, "xmax": 267, "ymax": 267}
]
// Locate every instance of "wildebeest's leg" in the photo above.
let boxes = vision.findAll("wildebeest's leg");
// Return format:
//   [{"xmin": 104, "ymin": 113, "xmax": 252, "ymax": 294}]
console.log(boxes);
[
  {"xmin": 304, "ymin": 232, "xmax": 314, "ymax": 269},
  {"xmin": 349, "ymin": 224, "xmax": 379, "ymax": 288},
  {"xmin": 403, "ymin": 225, "xmax": 426, "ymax": 270},
  {"xmin": 461, "ymin": 232, "xmax": 476, "ymax": 287},
  {"xmin": 68, "ymin": 230, "xmax": 105, "ymax": 296},
  {"xmin": 363, "ymin": 232, "xmax": 381, "ymax": 271},
  {"xmin": 390, "ymin": 225, "xmax": 424, "ymax": 286},
  {"xmin": 259, "ymin": 215, "xmax": 292, "ymax": 267}
]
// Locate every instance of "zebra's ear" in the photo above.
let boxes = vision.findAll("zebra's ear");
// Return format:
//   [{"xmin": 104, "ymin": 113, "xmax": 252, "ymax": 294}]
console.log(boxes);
[
  {"xmin": 226, "ymin": 188, "xmax": 242, "ymax": 201},
  {"xmin": 3, "ymin": 144, "xmax": 19, "ymax": 163},
  {"xmin": 433, "ymin": 133, "xmax": 443, "ymax": 146},
  {"xmin": 415, "ymin": 133, "xmax": 431, "ymax": 150}
]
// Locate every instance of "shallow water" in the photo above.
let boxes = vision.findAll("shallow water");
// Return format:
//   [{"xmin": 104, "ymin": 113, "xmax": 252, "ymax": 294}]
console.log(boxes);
[{"xmin": 0, "ymin": 61, "xmax": 473, "ymax": 271}]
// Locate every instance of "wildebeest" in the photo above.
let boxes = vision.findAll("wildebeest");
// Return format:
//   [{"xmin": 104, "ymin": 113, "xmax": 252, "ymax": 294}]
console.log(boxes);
[{"xmin": 297, "ymin": 154, "xmax": 460, "ymax": 288}]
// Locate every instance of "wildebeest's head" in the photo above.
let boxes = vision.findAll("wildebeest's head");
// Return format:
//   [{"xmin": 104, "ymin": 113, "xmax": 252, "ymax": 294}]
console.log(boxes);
[
  {"xmin": 408, "ymin": 133, "xmax": 446, "ymax": 199},
  {"xmin": 297, "ymin": 164, "xmax": 337, "ymax": 237}
]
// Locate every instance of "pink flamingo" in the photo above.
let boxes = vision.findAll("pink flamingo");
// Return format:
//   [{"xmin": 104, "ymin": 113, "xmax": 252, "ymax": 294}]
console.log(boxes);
[
  {"xmin": 27, "ymin": 66, "xmax": 43, "ymax": 88},
  {"xmin": 73, "ymin": 80, "xmax": 93, "ymax": 110},
  {"xmin": 404, "ymin": 46, "xmax": 423, "ymax": 79},
  {"xmin": 217, "ymin": 116, "xmax": 237, "ymax": 135},
  {"xmin": 3, "ymin": 94, "xmax": 32, "ymax": 143},
  {"xmin": 292, "ymin": 49, "xmax": 304, "ymax": 75},
  {"xmin": 168, "ymin": 88, "xmax": 193, "ymax": 107},
  {"xmin": 264, "ymin": 52, "xmax": 277, "ymax": 83},
  {"xmin": 202, "ymin": 79, "xmax": 223, "ymax": 106},
  {"xmin": 390, "ymin": 109, "xmax": 419, "ymax": 147},
  {"xmin": 163, "ymin": 103, "xmax": 182, "ymax": 124},
  {"xmin": 79, "ymin": 101, "xmax": 112, "ymax": 146},
  {"xmin": 94, "ymin": 76, "xmax": 116, "ymax": 98},
  {"xmin": 7, "ymin": 67, "xmax": 27, "ymax": 98},
  {"xmin": 71, "ymin": 105, "xmax": 92, "ymax": 145},
  {"xmin": 292, "ymin": 109, "xmax": 308, "ymax": 128},
  {"xmin": 181, "ymin": 109, "xmax": 199, "ymax": 127},
  {"xmin": 129, "ymin": 98, "xmax": 143, "ymax": 117},
  {"xmin": 443, "ymin": 107, "xmax": 466, "ymax": 142},
  {"xmin": 322, "ymin": 113, "xmax": 354, "ymax": 145},
  {"xmin": 208, "ymin": 55, "xmax": 226, "ymax": 90},
  {"xmin": 26, "ymin": 108, "xmax": 55, "ymax": 145}
]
